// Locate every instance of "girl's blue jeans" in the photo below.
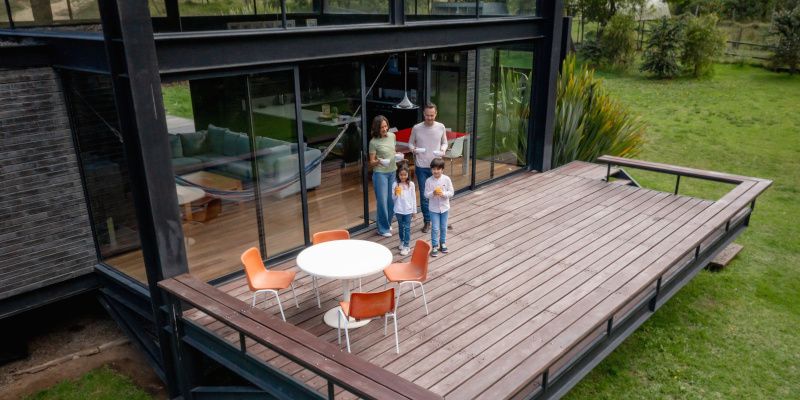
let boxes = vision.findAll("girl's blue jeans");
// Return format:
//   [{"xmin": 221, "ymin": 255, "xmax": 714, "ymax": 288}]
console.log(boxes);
[{"xmin": 396, "ymin": 213, "xmax": 412, "ymax": 247}]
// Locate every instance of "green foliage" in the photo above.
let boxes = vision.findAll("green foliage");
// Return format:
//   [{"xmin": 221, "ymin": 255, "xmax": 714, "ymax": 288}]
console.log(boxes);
[
  {"xmin": 601, "ymin": 14, "xmax": 638, "ymax": 69},
  {"xmin": 771, "ymin": 5, "xmax": 800, "ymax": 74},
  {"xmin": 567, "ymin": 62, "xmax": 800, "ymax": 400},
  {"xmin": 553, "ymin": 55, "xmax": 646, "ymax": 167},
  {"xmin": 682, "ymin": 14, "xmax": 727, "ymax": 76},
  {"xmin": 161, "ymin": 82, "xmax": 194, "ymax": 119},
  {"xmin": 25, "ymin": 366, "xmax": 152, "ymax": 400},
  {"xmin": 573, "ymin": 0, "xmax": 647, "ymax": 26},
  {"xmin": 579, "ymin": 38, "xmax": 605, "ymax": 67},
  {"xmin": 485, "ymin": 64, "xmax": 533, "ymax": 165},
  {"xmin": 641, "ymin": 17, "xmax": 685, "ymax": 78},
  {"xmin": 667, "ymin": 0, "xmax": 800, "ymax": 20}
]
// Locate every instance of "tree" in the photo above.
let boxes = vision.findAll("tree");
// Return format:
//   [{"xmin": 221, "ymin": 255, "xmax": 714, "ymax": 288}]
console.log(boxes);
[
  {"xmin": 681, "ymin": 14, "xmax": 726, "ymax": 76},
  {"xmin": 602, "ymin": 14, "xmax": 638, "ymax": 68},
  {"xmin": 771, "ymin": 6, "xmax": 800, "ymax": 74},
  {"xmin": 641, "ymin": 17, "xmax": 685, "ymax": 78}
]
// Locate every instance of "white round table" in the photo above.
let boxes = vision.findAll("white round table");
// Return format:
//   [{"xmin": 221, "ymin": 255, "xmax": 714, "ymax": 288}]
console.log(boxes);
[{"xmin": 297, "ymin": 239, "xmax": 392, "ymax": 328}]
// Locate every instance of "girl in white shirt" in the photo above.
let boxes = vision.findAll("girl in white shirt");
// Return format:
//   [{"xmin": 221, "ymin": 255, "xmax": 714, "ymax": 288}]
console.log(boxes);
[{"xmin": 392, "ymin": 162, "xmax": 417, "ymax": 256}]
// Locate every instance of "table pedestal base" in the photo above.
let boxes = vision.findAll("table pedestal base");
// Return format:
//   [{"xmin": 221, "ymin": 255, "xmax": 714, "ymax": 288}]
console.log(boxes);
[{"xmin": 323, "ymin": 307, "xmax": 370, "ymax": 329}]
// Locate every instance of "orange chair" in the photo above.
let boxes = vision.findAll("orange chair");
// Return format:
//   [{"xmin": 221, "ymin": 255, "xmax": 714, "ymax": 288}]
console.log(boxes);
[
  {"xmin": 311, "ymin": 230, "xmax": 351, "ymax": 308},
  {"xmin": 383, "ymin": 240, "xmax": 431, "ymax": 315},
  {"xmin": 241, "ymin": 247, "xmax": 298, "ymax": 321},
  {"xmin": 338, "ymin": 288, "xmax": 399, "ymax": 354}
]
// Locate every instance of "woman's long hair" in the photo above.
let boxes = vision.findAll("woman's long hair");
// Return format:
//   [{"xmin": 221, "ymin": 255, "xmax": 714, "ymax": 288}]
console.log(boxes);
[{"xmin": 371, "ymin": 115, "xmax": 389, "ymax": 139}]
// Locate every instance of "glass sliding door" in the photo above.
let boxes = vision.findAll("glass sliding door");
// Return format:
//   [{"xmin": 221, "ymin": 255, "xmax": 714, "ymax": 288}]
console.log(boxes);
[
  {"xmin": 299, "ymin": 62, "xmax": 367, "ymax": 235},
  {"xmin": 249, "ymin": 71, "xmax": 307, "ymax": 256},
  {"xmin": 475, "ymin": 44, "xmax": 534, "ymax": 184},
  {"xmin": 429, "ymin": 50, "xmax": 473, "ymax": 191},
  {"xmin": 162, "ymin": 76, "xmax": 261, "ymax": 282}
]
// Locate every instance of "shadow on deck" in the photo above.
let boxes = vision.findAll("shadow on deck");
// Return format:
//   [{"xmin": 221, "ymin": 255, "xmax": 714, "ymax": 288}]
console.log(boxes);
[{"xmin": 159, "ymin": 159, "xmax": 771, "ymax": 399}]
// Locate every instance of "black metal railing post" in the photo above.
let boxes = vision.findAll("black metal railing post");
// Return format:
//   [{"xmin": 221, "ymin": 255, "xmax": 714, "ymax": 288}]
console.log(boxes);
[{"xmin": 674, "ymin": 174, "xmax": 681, "ymax": 195}]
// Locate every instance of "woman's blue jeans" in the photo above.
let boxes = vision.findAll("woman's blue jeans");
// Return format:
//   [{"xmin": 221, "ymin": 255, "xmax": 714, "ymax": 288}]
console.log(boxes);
[{"xmin": 372, "ymin": 171, "xmax": 395, "ymax": 234}]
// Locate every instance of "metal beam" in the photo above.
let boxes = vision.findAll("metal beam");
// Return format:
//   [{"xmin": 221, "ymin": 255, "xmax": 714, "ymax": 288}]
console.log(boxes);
[
  {"xmin": 529, "ymin": 0, "xmax": 564, "ymax": 172},
  {"xmin": 96, "ymin": 0, "xmax": 190, "ymax": 396},
  {"xmin": 0, "ymin": 30, "xmax": 108, "ymax": 72},
  {"xmin": 154, "ymin": 18, "xmax": 544, "ymax": 76}
]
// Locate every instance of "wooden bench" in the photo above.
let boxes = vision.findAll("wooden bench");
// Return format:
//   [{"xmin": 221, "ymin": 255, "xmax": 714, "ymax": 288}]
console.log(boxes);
[{"xmin": 158, "ymin": 274, "xmax": 442, "ymax": 400}]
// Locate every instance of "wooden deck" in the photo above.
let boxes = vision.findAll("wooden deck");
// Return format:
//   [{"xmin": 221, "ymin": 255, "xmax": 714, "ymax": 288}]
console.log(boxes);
[{"xmin": 183, "ymin": 161, "xmax": 770, "ymax": 399}]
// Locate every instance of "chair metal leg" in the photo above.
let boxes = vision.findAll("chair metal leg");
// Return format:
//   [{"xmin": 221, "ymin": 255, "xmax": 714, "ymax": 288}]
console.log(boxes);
[
  {"xmin": 274, "ymin": 291, "xmax": 286, "ymax": 321},
  {"xmin": 313, "ymin": 276, "xmax": 321, "ymax": 308},
  {"xmin": 419, "ymin": 282, "xmax": 429, "ymax": 315},
  {"xmin": 412, "ymin": 284, "xmax": 417, "ymax": 298},
  {"xmin": 396, "ymin": 282, "xmax": 403, "ymax": 310},
  {"xmin": 344, "ymin": 319, "xmax": 351, "ymax": 353},
  {"xmin": 252, "ymin": 292, "xmax": 257, "ymax": 308},
  {"xmin": 392, "ymin": 313, "xmax": 399, "ymax": 354},
  {"xmin": 337, "ymin": 311, "xmax": 341, "ymax": 345},
  {"xmin": 384, "ymin": 314, "xmax": 388, "ymax": 335},
  {"xmin": 290, "ymin": 283, "xmax": 299, "ymax": 308},
  {"xmin": 359, "ymin": 278, "xmax": 362, "ymax": 292}
]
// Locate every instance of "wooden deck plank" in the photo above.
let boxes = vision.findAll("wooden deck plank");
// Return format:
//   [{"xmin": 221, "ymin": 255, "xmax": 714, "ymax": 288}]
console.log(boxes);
[{"xmin": 183, "ymin": 162, "xmax": 769, "ymax": 400}]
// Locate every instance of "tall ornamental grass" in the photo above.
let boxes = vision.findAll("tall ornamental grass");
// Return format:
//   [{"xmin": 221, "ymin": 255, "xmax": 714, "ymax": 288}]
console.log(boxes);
[{"xmin": 553, "ymin": 55, "xmax": 646, "ymax": 167}]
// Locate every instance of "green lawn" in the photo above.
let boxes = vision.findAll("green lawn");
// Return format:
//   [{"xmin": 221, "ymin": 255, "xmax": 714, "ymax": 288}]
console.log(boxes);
[
  {"xmin": 25, "ymin": 366, "xmax": 152, "ymax": 400},
  {"xmin": 566, "ymin": 64, "xmax": 800, "ymax": 399}
]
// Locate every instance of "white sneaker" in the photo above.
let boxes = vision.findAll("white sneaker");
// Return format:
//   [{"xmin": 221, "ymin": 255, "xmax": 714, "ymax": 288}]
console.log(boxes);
[
  {"xmin": 398, "ymin": 245, "xmax": 404, "ymax": 250},
  {"xmin": 380, "ymin": 232, "xmax": 392, "ymax": 237},
  {"xmin": 400, "ymin": 247, "xmax": 410, "ymax": 256}
]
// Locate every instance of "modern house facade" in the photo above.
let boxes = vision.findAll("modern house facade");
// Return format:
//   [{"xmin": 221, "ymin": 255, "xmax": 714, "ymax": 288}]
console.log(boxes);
[{"xmin": 1, "ymin": 1, "xmax": 772, "ymax": 399}]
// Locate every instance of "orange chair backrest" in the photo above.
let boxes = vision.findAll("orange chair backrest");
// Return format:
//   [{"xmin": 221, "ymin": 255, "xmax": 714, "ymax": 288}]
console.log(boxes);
[
  {"xmin": 241, "ymin": 247, "xmax": 266, "ymax": 292},
  {"xmin": 349, "ymin": 289, "xmax": 395, "ymax": 320},
  {"xmin": 312, "ymin": 230, "xmax": 350, "ymax": 245},
  {"xmin": 409, "ymin": 240, "xmax": 431, "ymax": 281}
]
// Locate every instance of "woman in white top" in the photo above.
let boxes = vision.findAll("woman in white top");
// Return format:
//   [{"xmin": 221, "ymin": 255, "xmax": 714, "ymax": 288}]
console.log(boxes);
[{"xmin": 391, "ymin": 162, "xmax": 417, "ymax": 256}]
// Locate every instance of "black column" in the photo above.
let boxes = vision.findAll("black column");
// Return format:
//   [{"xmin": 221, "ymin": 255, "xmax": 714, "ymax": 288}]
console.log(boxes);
[
  {"xmin": 528, "ymin": 0, "xmax": 564, "ymax": 172},
  {"xmin": 391, "ymin": 0, "xmax": 406, "ymax": 25},
  {"xmin": 97, "ymin": 0, "xmax": 190, "ymax": 397}
]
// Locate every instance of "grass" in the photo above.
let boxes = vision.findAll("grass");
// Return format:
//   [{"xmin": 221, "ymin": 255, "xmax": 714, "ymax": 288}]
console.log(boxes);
[
  {"xmin": 565, "ymin": 63, "xmax": 800, "ymax": 399},
  {"xmin": 24, "ymin": 366, "xmax": 152, "ymax": 400}
]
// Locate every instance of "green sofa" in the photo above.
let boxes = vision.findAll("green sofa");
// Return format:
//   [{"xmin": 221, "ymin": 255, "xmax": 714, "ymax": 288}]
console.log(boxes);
[{"xmin": 169, "ymin": 124, "xmax": 322, "ymax": 198}]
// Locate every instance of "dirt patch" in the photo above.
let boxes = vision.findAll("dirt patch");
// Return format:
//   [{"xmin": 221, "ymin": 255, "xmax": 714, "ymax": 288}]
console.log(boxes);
[{"xmin": 0, "ymin": 293, "xmax": 167, "ymax": 399}]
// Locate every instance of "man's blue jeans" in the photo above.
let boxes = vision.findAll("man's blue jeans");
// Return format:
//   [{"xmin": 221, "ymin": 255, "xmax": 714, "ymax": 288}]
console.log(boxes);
[
  {"xmin": 372, "ymin": 171, "xmax": 395, "ymax": 234},
  {"xmin": 415, "ymin": 166, "xmax": 432, "ymax": 223},
  {"xmin": 430, "ymin": 210, "xmax": 449, "ymax": 247}
]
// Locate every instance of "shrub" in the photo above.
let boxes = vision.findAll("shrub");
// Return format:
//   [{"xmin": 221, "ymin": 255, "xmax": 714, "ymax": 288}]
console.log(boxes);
[
  {"xmin": 771, "ymin": 6, "xmax": 800, "ymax": 74},
  {"xmin": 641, "ymin": 17, "xmax": 684, "ymax": 78},
  {"xmin": 580, "ymin": 38, "xmax": 605, "ymax": 67},
  {"xmin": 553, "ymin": 55, "xmax": 646, "ymax": 167},
  {"xmin": 682, "ymin": 14, "xmax": 726, "ymax": 76},
  {"xmin": 601, "ymin": 14, "xmax": 638, "ymax": 69}
]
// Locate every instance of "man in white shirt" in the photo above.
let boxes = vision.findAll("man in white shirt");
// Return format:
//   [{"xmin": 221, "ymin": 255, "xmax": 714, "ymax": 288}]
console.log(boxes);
[{"xmin": 409, "ymin": 103, "xmax": 448, "ymax": 233}]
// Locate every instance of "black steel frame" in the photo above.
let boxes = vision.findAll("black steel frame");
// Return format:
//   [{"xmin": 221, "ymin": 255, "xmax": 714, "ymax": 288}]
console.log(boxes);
[{"xmin": 0, "ymin": 1, "xmax": 567, "ymax": 398}]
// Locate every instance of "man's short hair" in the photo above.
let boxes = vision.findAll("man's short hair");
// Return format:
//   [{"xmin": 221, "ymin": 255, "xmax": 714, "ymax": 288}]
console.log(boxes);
[
  {"xmin": 430, "ymin": 157, "xmax": 446, "ymax": 170},
  {"xmin": 424, "ymin": 102, "xmax": 437, "ymax": 112}
]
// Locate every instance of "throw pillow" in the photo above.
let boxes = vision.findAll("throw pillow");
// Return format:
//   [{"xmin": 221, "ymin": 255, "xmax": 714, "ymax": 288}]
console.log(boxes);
[
  {"xmin": 207, "ymin": 124, "xmax": 227, "ymax": 154},
  {"xmin": 179, "ymin": 131, "xmax": 208, "ymax": 157},
  {"xmin": 168, "ymin": 134, "xmax": 183, "ymax": 158},
  {"xmin": 223, "ymin": 130, "xmax": 242, "ymax": 156}
]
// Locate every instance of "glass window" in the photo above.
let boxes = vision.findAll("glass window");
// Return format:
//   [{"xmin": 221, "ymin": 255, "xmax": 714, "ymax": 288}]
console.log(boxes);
[
  {"xmin": 300, "ymin": 62, "xmax": 367, "ymax": 234},
  {"xmin": 149, "ymin": 0, "xmax": 167, "ymax": 17},
  {"xmin": 8, "ymin": 0, "xmax": 101, "ymax": 26},
  {"xmin": 481, "ymin": 0, "xmax": 536, "ymax": 17},
  {"xmin": 475, "ymin": 44, "xmax": 533, "ymax": 184},
  {"xmin": 164, "ymin": 77, "xmax": 262, "ymax": 282},
  {"xmin": 406, "ymin": 0, "xmax": 478, "ymax": 21},
  {"xmin": 249, "ymin": 71, "xmax": 307, "ymax": 256},
  {"xmin": 430, "ymin": 50, "xmax": 474, "ymax": 191},
  {"xmin": 1, "ymin": 2, "xmax": 9, "ymax": 27},
  {"xmin": 62, "ymin": 70, "xmax": 146, "ymax": 283}
]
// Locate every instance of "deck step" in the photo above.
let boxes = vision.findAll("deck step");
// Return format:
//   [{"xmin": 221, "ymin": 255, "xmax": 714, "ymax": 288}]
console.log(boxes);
[
  {"xmin": 610, "ymin": 179, "xmax": 632, "ymax": 186},
  {"xmin": 708, "ymin": 243, "xmax": 743, "ymax": 271}
]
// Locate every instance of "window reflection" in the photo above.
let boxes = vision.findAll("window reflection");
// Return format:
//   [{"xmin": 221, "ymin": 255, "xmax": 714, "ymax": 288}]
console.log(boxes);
[
  {"xmin": 300, "ymin": 62, "xmax": 367, "ymax": 234},
  {"xmin": 8, "ymin": 0, "xmax": 100, "ymax": 26},
  {"xmin": 62, "ymin": 71, "xmax": 146, "ymax": 283},
  {"xmin": 164, "ymin": 77, "xmax": 261, "ymax": 282},
  {"xmin": 475, "ymin": 44, "xmax": 533, "ymax": 183}
]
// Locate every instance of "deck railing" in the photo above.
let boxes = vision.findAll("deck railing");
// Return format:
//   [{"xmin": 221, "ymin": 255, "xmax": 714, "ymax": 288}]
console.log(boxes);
[
  {"xmin": 517, "ymin": 156, "xmax": 772, "ymax": 399},
  {"xmin": 158, "ymin": 274, "xmax": 442, "ymax": 400}
]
